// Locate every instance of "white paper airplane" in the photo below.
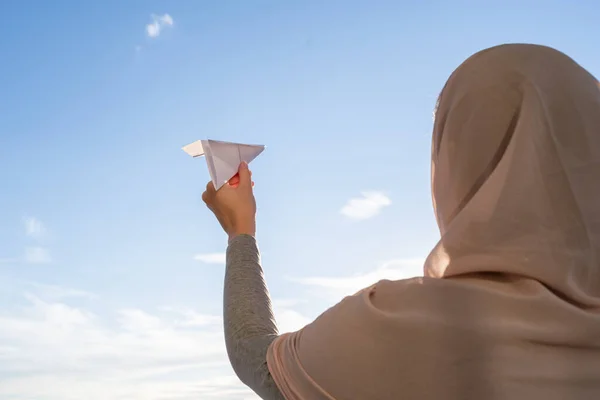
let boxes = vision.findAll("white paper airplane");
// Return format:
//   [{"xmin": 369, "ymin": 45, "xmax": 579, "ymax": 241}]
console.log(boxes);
[{"xmin": 182, "ymin": 139, "xmax": 265, "ymax": 190}]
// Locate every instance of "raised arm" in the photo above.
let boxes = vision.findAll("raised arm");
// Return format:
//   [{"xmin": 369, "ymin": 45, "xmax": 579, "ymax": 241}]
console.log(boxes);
[
  {"xmin": 201, "ymin": 162, "xmax": 285, "ymax": 399},
  {"xmin": 224, "ymin": 234, "xmax": 285, "ymax": 399}
]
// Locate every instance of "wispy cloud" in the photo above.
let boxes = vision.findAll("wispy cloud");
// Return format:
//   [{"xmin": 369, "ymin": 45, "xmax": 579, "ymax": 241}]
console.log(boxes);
[
  {"xmin": 146, "ymin": 13, "xmax": 174, "ymax": 38},
  {"xmin": 21, "ymin": 217, "xmax": 52, "ymax": 264},
  {"xmin": 23, "ymin": 216, "xmax": 45, "ymax": 238},
  {"xmin": 290, "ymin": 258, "xmax": 424, "ymax": 300},
  {"xmin": 340, "ymin": 191, "xmax": 391, "ymax": 220},
  {"xmin": 24, "ymin": 247, "xmax": 52, "ymax": 264},
  {"xmin": 272, "ymin": 300, "xmax": 311, "ymax": 334},
  {"xmin": 194, "ymin": 253, "xmax": 226, "ymax": 264},
  {"xmin": 0, "ymin": 288, "xmax": 254, "ymax": 399},
  {"xmin": 160, "ymin": 306, "xmax": 222, "ymax": 327},
  {"xmin": 0, "ymin": 283, "xmax": 310, "ymax": 399},
  {"xmin": 26, "ymin": 282, "xmax": 96, "ymax": 300}
]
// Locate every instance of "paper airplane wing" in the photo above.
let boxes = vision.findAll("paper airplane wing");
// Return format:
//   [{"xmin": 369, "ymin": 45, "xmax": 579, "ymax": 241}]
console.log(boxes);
[{"xmin": 182, "ymin": 139, "xmax": 265, "ymax": 190}]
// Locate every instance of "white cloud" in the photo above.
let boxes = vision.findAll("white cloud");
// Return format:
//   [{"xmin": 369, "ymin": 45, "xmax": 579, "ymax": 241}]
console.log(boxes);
[
  {"xmin": 274, "ymin": 307, "xmax": 311, "ymax": 334},
  {"xmin": 21, "ymin": 217, "xmax": 52, "ymax": 264},
  {"xmin": 340, "ymin": 191, "xmax": 391, "ymax": 220},
  {"xmin": 0, "ymin": 284, "xmax": 313, "ymax": 400},
  {"xmin": 160, "ymin": 14, "xmax": 174, "ymax": 26},
  {"xmin": 194, "ymin": 253, "xmax": 226, "ymax": 264},
  {"xmin": 290, "ymin": 258, "xmax": 424, "ymax": 300},
  {"xmin": 0, "ymin": 288, "xmax": 256, "ymax": 400},
  {"xmin": 24, "ymin": 247, "xmax": 52, "ymax": 264},
  {"xmin": 0, "ymin": 253, "xmax": 422, "ymax": 399},
  {"xmin": 24, "ymin": 216, "xmax": 45, "ymax": 238},
  {"xmin": 160, "ymin": 307, "xmax": 222, "ymax": 327},
  {"xmin": 272, "ymin": 299, "xmax": 311, "ymax": 334},
  {"xmin": 26, "ymin": 282, "xmax": 96, "ymax": 300},
  {"xmin": 272, "ymin": 299, "xmax": 306, "ymax": 308},
  {"xmin": 146, "ymin": 13, "xmax": 174, "ymax": 38}
]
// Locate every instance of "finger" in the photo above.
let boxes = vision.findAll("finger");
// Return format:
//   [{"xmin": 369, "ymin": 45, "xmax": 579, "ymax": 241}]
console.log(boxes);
[
  {"xmin": 205, "ymin": 181, "xmax": 216, "ymax": 194},
  {"xmin": 230, "ymin": 174, "xmax": 251, "ymax": 188},
  {"xmin": 226, "ymin": 175, "xmax": 240, "ymax": 189},
  {"xmin": 202, "ymin": 181, "xmax": 216, "ymax": 204},
  {"xmin": 237, "ymin": 161, "xmax": 252, "ymax": 187},
  {"xmin": 228, "ymin": 174, "xmax": 240, "ymax": 186},
  {"xmin": 229, "ymin": 170, "xmax": 250, "ymax": 185}
]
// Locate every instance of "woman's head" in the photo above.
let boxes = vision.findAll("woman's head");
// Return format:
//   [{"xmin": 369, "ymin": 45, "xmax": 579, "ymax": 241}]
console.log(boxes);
[{"xmin": 426, "ymin": 44, "xmax": 600, "ymax": 303}]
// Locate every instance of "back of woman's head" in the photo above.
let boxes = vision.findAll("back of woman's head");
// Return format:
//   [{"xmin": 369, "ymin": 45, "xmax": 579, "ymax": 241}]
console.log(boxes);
[{"xmin": 426, "ymin": 44, "xmax": 600, "ymax": 306}]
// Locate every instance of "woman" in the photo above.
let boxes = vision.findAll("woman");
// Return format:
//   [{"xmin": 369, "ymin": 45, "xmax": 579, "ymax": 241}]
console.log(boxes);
[{"xmin": 201, "ymin": 44, "xmax": 600, "ymax": 399}]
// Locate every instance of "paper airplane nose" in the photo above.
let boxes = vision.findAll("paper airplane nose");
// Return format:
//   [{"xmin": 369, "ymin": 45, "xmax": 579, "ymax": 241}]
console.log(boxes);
[{"xmin": 181, "ymin": 141, "xmax": 205, "ymax": 157}]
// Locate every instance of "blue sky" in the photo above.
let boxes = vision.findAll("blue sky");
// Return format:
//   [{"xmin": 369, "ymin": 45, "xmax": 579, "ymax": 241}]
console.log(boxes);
[{"xmin": 1, "ymin": 1, "xmax": 599, "ymax": 398}]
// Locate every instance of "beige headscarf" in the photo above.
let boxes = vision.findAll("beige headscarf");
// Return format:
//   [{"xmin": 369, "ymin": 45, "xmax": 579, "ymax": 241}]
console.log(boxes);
[{"xmin": 266, "ymin": 44, "xmax": 600, "ymax": 400}]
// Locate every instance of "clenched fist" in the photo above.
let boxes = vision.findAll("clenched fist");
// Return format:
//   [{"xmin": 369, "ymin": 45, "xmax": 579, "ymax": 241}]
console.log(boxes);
[{"xmin": 202, "ymin": 161, "xmax": 256, "ymax": 240}]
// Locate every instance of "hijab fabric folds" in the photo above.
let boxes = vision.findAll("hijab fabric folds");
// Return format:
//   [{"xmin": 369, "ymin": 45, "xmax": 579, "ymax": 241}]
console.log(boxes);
[{"xmin": 266, "ymin": 44, "xmax": 600, "ymax": 399}]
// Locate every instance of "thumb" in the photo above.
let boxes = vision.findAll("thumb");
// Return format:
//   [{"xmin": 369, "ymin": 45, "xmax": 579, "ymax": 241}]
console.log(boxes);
[{"xmin": 237, "ymin": 161, "xmax": 252, "ymax": 187}]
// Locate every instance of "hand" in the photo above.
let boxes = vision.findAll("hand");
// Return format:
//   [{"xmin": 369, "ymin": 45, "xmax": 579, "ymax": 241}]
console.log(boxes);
[{"xmin": 202, "ymin": 161, "xmax": 256, "ymax": 240}]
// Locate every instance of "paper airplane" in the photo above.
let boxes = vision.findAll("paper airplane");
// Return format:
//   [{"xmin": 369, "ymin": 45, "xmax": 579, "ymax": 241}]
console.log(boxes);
[{"xmin": 182, "ymin": 139, "xmax": 265, "ymax": 190}]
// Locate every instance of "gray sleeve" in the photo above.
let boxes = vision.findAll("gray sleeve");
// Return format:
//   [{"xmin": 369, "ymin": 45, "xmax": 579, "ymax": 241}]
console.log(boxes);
[{"xmin": 224, "ymin": 234, "xmax": 286, "ymax": 400}]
